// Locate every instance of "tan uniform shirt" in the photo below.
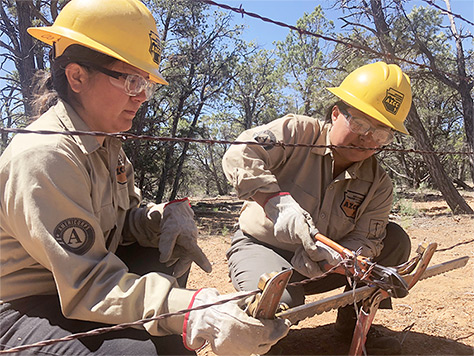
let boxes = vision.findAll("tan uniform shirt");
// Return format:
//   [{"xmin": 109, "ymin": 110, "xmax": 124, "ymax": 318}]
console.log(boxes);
[
  {"xmin": 222, "ymin": 114, "xmax": 393, "ymax": 258},
  {"xmin": 0, "ymin": 100, "xmax": 192, "ymax": 336}
]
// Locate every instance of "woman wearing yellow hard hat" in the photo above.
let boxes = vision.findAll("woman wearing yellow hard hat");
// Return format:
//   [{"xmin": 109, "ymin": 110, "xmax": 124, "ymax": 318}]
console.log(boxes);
[
  {"xmin": 0, "ymin": 0, "xmax": 289, "ymax": 355},
  {"xmin": 222, "ymin": 61, "xmax": 412, "ymax": 355}
]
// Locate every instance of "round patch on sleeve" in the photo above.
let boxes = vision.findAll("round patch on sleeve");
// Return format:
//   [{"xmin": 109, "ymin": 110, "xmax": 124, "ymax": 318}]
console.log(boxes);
[
  {"xmin": 253, "ymin": 130, "xmax": 277, "ymax": 151},
  {"xmin": 54, "ymin": 218, "xmax": 95, "ymax": 255}
]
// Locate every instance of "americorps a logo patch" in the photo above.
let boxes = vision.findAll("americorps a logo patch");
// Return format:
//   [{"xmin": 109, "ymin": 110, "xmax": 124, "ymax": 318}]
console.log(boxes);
[{"xmin": 54, "ymin": 218, "xmax": 95, "ymax": 255}]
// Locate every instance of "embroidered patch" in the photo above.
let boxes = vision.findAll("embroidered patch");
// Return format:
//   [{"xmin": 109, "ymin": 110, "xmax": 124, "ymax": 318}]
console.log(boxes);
[
  {"xmin": 116, "ymin": 155, "xmax": 127, "ymax": 185},
  {"xmin": 340, "ymin": 190, "xmax": 365, "ymax": 218},
  {"xmin": 383, "ymin": 88, "xmax": 404, "ymax": 115},
  {"xmin": 253, "ymin": 130, "xmax": 277, "ymax": 151},
  {"xmin": 368, "ymin": 219, "xmax": 385, "ymax": 239},
  {"xmin": 149, "ymin": 30, "xmax": 162, "ymax": 65},
  {"xmin": 54, "ymin": 218, "xmax": 95, "ymax": 255}
]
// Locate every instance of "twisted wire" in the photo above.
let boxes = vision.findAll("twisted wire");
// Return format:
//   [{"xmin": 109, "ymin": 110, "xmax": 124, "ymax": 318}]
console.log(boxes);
[
  {"xmin": 197, "ymin": 0, "xmax": 473, "ymax": 82},
  {"xmin": 1, "ymin": 127, "xmax": 472, "ymax": 156}
]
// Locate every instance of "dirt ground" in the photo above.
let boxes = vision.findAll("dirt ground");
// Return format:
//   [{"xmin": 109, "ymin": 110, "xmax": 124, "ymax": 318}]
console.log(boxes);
[{"xmin": 187, "ymin": 189, "xmax": 474, "ymax": 356}]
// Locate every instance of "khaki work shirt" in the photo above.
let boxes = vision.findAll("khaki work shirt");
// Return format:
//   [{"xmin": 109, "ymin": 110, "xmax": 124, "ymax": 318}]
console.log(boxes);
[
  {"xmin": 222, "ymin": 114, "xmax": 393, "ymax": 258},
  {"xmin": 0, "ymin": 100, "xmax": 192, "ymax": 336}
]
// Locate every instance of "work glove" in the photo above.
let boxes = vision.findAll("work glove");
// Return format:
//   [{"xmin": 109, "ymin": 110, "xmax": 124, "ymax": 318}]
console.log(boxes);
[
  {"xmin": 183, "ymin": 288, "xmax": 290, "ymax": 355},
  {"xmin": 154, "ymin": 198, "xmax": 212, "ymax": 278},
  {"xmin": 264, "ymin": 192, "xmax": 316, "ymax": 246},
  {"xmin": 291, "ymin": 241, "xmax": 342, "ymax": 278}
]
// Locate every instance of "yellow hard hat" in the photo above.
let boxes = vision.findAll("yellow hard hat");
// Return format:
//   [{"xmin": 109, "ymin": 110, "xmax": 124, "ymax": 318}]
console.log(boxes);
[
  {"xmin": 327, "ymin": 62, "xmax": 411, "ymax": 134},
  {"xmin": 27, "ymin": 0, "xmax": 168, "ymax": 85}
]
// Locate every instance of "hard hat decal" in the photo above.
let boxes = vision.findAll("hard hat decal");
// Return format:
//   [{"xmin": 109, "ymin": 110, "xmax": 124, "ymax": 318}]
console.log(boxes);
[
  {"xmin": 383, "ymin": 88, "xmax": 404, "ymax": 115},
  {"xmin": 149, "ymin": 30, "xmax": 162, "ymax": 65}
]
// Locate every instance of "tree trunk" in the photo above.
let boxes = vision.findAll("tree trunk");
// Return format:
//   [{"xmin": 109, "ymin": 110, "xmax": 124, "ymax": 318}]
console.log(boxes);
[
  {"xmin": 405, "ymin": 103, "xmax": 473, "ymax": 214},
  {"xmin": 169, "ymin": 101, "xmax": 204, "ymax": 200},
  {"xmin": 16, "ymin": 0, "xmax": 36, "ymax": 117},
  {"xmin": 444, "ymin": 0, "xmax": 474, "ymax": 183}
]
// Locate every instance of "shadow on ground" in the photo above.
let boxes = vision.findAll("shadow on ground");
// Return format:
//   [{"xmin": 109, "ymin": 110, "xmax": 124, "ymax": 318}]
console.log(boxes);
[{"xmin": 268, "ymin": 324, "xmax": 474, "ymax": 355}]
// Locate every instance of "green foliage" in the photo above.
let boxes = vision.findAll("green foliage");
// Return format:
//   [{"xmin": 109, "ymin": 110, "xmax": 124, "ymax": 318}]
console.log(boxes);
[
  {"xmin": 275, "ymin": 6, "xmax": 335, "ymax": 117},
  {"xmin": 2, "ymin": 0, "xmax": 472, "ymax": 204}
]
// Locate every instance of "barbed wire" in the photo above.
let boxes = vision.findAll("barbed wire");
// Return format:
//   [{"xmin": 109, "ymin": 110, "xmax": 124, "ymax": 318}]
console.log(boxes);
[
  {"xmin": 0, "ymin": 291, "xmax": 257, "ymax": 354},
  {"xmin": 2, "ymin": 239, "xmax": 474, "ymax": 355},
  {"xmin": 1, "ymin": 127, "xmax": 472, "ymax": 156},
  {"xmin": 0, "ymin": 256, "xmax": 406, "ymax": 354},
  {"xmin": 422, "ymin": 0, "xmax": 474, "ymax": 27},
  {"xmin": 197, "ymin": 0, "xmax": 473, "ymax": 82},
  {"xmin": 2, "ymin": 239, "xmax": 473, "ymax": 355},
  {"xmin": 0, "ymin": 261, "xmax": 349, "ymax": 354}
]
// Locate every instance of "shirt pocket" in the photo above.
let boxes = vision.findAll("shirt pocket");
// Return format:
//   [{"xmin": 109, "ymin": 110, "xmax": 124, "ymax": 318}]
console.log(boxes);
[
  {"xmin": 289, "ymin": 183, "xmax": 321, "ymax": 220},
  {"xmin": 116, "ymin": 184, "xmax": 131, "ymax": 212},
  {"xmin": 97, "ymin": 203, "xmax": 117, "ymax": 236}
]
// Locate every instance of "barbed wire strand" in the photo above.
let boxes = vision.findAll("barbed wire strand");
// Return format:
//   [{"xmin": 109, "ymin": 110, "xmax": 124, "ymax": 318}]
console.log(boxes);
[
  {"xmin": 0, "ymin": 262, "xmax": 346, "ymax": 354},
  {"xmin": 2, "ymin": 241, "xmax": 473, "ymax": 355},
  {"xmin": 0, "ymin": 258, "xmax": 378, "ymax": 354},
  {"xmin": 1, "ymin": 127, "xmax": 472, "ymax": 156},
  {"xmin": 197, "ymin": 0, "xmax": 473, "ymax": 82},
  {"xmin": 422, "ymin": 0, "xmax": 474, "ymax": 26},
  {"xmin": 0, "ymin": 2, "xmax": 472, "ymax": 353}
]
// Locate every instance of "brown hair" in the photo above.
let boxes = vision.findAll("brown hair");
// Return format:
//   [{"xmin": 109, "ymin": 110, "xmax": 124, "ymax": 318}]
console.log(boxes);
[
  {"xmin": 31, "ymin": 44, "xmax": 117, "ymax": 118},
  {"xmin": 324, "ymin": 100, "xmax": 349, "ymax": 123}
]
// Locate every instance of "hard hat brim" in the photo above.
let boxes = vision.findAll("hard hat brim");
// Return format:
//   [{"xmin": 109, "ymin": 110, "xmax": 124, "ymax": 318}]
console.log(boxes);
[
  {"xmin": 28, "ymin": 26, "xmax": 168, "ymax": 86},
  {"xmin": 327, "ymin": 87, "xmax": 409, "ymax": 135}
]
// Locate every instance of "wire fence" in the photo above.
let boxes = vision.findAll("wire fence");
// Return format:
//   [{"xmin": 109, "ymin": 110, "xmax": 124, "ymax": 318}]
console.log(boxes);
[
  {"xmin": 1, "ymin": 127, "xmax": 473, "ymax": 156},
  {"xmin": 0, "ymin": 1, "xmax": 473, "ymax": 354},
  {"xmin": 197, "ymin": 0, "xmax": 474, "ymax": 82}
]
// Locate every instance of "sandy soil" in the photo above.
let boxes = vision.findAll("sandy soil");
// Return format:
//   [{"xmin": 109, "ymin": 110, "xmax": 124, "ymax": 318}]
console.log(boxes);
[{"xmin": 187, "ymin": 190, "xmax": 474, "ymax": 356}]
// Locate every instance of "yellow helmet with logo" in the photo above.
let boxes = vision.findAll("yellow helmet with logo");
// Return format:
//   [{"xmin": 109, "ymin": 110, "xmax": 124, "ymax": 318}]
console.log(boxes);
[
  {"xmin": 27, "ymin": 0, "xmax": 168, "ymax": 85},
  {"xmin": 327, "ymin": 62, "xmax": 411, "ymax": 134}
]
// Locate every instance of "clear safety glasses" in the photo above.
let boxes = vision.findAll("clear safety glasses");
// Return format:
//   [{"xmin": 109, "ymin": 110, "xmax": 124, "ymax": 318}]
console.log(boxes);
[
  {"xmin": 82, "ymin": 63, "xmax": 157, "ymax": 100},
  {"xmin": 339, "ymin": 107, "xmax": 394, "ymax": 146}
]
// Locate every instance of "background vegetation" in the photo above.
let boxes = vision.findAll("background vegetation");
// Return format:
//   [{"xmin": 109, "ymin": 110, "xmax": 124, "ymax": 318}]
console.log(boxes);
[{"xmin": 1, "ymin": 0, "xmax": 473, "ymax": 213}]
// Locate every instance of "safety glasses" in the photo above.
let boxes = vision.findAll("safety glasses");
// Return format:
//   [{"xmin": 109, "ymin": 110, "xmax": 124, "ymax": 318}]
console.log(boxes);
[
  {"xmin": 339, "ymin": 107, "xmax": 394, "ymax": 146},
  {"xmin": 81, "ymin": 63, "xmax": 157, "ymax": 100}
]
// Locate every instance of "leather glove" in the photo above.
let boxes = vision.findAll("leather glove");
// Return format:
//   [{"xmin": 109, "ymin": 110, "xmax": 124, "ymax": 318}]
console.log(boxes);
[
  {"xmin": 291, "ymin": 241, "xmax": 342, "ymax": 278},
  {"xmin": 264, "ymin": 192, "xmax": 316, "ymax": 245},
  {"xmin": 183, "ymin": 288, "xmax": 290, "ymax": 355},
  {"xmin": 157, "ymin": 198, "xmax": 212, "ymax": 278}
]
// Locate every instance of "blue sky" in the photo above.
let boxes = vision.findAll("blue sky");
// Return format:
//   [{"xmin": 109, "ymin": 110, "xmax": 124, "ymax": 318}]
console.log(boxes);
[{"xmin": 220, "ymin": 0, "xmax": 474, "ymax": 49}]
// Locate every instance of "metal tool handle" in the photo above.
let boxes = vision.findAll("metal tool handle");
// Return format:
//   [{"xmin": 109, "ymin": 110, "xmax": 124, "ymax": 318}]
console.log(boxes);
[{"xmin": 246, "ymin": 269, "xmax": 293, "ymax": 319}]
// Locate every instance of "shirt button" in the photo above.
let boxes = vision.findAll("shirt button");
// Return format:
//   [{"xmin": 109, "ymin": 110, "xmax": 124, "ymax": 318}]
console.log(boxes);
[
  {"xmin": 320, "ymin": 213, "xmax": 326, "ymax": 219},
  {"xmin": 329, "ymin": 185, "xmax": 334, "ymax": 190}
]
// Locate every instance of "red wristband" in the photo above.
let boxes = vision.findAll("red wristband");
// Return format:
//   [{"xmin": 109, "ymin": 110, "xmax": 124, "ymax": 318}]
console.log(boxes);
[
  {"xmin": 164, "ymin": 197, "xmax": 190, "ymax": 208},
  {"xmin": 262, "ymin": 192, "xmax": 290, "ymax": 207},
  {"xmin": 182, "ymin": 288, "xmax": 203, "ymax": 351}
]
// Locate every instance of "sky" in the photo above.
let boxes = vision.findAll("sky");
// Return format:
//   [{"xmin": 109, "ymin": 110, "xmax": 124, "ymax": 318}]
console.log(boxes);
[
  {"xmin": 218, "ymin": 0, "xmax": 474, "ymax": 50},
  {"xmin": 1, "ymin": 0, "xmax": 472, "ymax": 95}
]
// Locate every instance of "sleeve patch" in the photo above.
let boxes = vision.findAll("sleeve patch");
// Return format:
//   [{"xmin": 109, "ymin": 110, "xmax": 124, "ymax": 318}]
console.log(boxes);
[
  {"xmin": 54, "ymin": 218, "xmax": 95, "ymax": 255},
  {"xmin": 253, "ymin": 130, "xmax": 277, "ymax": 151},
  {"xmin": 368, "ymin": 219, "xmax": 385, "ymax": 239}
]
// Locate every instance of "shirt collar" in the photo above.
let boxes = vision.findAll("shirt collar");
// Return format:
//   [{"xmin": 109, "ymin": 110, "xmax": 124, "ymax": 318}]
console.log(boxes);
[
  {"xmin": 311, "ymin": 119, "xmax": 376, "ymax": 182},
  {"xmin": 311, "ymin": 120, "xmax": 333, "ymax": 156},
  {"xmin": 53, "ymin": 99, "xmax": 119, "ymax": 155}
]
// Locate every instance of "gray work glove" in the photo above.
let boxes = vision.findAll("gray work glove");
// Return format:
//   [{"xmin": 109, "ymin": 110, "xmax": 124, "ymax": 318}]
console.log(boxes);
[
  {"xmin": 264, "ymin": 193, "xmax": 316, "ymax": 245},
  {"xmin": 155, "ymin": 198, "xmax": 212, "ymax": 278},
  {"xmin": 183, "ymin": 288, "xmax": 290, "ymax": 355},
  {"xmin": 291, "ymin": 241, "xmax": 342, "ymax": 278}
]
